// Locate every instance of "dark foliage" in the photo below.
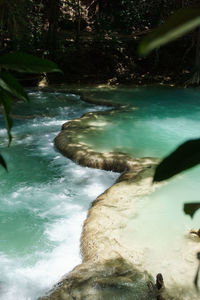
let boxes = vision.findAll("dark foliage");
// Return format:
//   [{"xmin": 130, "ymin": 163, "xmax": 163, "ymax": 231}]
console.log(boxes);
[
  {"xmin": 0, "ymin": 0, "xmax": 197, "ymax": 84},
  {"xmin": 184, "ymin": 203, "xmax": 200, "ymax": 218},
  {"xmin": 153, "ymin": 139, "xmax": 200, "ymax": 182}
]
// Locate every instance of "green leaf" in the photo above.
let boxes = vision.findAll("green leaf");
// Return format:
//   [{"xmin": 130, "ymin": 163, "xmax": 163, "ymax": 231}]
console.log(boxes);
[
  {"xmin": 0, "ymin": 89, "xmax": 13, "ymax": 145},
  {"xmin": 139, "ymin": 8, "xmax": 200, "ymax": 56},
  {"xmin": 0, "ymin": 154, "xmax": 7, "ymax": 171},
  {"xmin": 153, "ymin": 139, "xmax": 200, "ymax": 182},
  {"xmin": 0, "ymin": 52, "xmax": 62, "ymax": 74},
  {"xmin": 184, "ymin": 203, "xmax": 200, "ymax": 218},
  {"xmin": 0, "ymin": 71, "xmax": 29, "ymax": 101}
]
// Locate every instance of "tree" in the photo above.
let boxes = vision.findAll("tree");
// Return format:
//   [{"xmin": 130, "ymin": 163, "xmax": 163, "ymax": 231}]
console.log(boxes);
[{"xmin": 44, "ymin": 0, "xmax": 61, "ymax": 59}]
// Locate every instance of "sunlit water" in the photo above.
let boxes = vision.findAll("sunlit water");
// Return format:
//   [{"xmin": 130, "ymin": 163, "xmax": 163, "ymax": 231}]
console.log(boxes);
[
  {"xmin": 82, "ymin": 86, "xmax": 200, "ymax": 157},
  {"xmin": 0, "ymin": 91, "xmax": 118, "ymax": 300}
]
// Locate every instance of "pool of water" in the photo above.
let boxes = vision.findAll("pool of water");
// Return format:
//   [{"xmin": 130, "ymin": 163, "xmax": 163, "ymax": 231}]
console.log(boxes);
[
  {"xmin": 82, "ymin": 86, "xmax": 200, "ymax": 158},
  {"xmin": 84, "ymin": 85, "xmax": 200, "ymax": 106},
  {"xmin": 0, "ymin": 91, "xmax": 118, "ymax": 300}
]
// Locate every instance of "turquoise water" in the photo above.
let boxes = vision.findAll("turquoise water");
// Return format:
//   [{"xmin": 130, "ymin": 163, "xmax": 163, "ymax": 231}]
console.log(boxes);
[
  {"xmin": 85, "ymin": 86, "xmax": 200, "ymax": 105},
  {"xmin": 83, "ymin": 87, "xmax": 200, "ymax": 157},
  {"xmin": 0, "ymin": 91, "xmax": 118, "ymax": 300}
]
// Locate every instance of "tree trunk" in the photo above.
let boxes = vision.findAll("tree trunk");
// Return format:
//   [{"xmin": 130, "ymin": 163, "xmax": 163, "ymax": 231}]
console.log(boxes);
[
  {"xmin": 76, "ymin": 0, "xmax": 81, "ymax": 48},
  {"xmin": 195, "ymin": 28, "xmax": 200, "ymax": 68},
  {"xmin": 46, "ymin": 0, "xmax": 60, "ymax": 59}
]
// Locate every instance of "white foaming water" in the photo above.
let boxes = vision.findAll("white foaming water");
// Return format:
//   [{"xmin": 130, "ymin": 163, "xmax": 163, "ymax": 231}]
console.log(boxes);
[{"xmin": 0, "ymin": 91, "xmax": 119, "ymax": 300}]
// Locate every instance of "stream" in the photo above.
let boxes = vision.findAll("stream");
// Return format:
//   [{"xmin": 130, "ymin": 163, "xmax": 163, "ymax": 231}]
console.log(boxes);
[{"xmin": 0, "ymin": 90, "xmax": 118, "ymax": 300}]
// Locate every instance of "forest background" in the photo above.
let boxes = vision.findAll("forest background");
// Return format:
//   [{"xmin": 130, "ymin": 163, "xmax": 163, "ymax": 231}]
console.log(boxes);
[{"xmin": 1, "ymin": 0, "xmax": 199, "ymax": 86}]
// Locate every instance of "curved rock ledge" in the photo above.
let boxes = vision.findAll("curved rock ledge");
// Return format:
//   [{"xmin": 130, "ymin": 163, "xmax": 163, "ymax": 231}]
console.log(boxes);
[
  {"xmin": 40, "ymin": 91, "xmax": 198, "ymax": 300},
  {"xmin": 54, "ymin": 105, "xmax": 157, "ymax": 173}
]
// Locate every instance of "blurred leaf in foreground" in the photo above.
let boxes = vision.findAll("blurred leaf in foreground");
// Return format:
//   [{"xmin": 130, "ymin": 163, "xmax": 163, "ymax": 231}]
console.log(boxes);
[
  {"xmin": 0, "ymin": 154, "xmax": 7, "ymax": 171},
  {"xmin": 0, "ymin": 71, "xmax": 29, "ymax": 102},
  {"xmin": 0, "ymin": 89, "xmax": 13, "ymax": 144},
  {"xmin": 184, "ymin": 202, "xmax": 200, "ymax": 218},
  {"xmin": 0, "ymin": 51, "xmax": 62, "ymax": 169},
  {"xmin": 139, "ymin": 8, "xmax": 200, "ymax": 56},
  {"xmin": 0, "ymin": 52, "xmax": 63, "ymax": 74},
  {"xmin": 153, "ymin": 139, "xmax": 200, "ymax": 182}
]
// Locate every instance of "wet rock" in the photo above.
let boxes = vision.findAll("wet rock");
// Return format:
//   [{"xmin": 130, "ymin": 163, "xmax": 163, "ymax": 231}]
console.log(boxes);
[{"xmin": 39, "ymin": 258, "xmax": 157, "ymax": 300}]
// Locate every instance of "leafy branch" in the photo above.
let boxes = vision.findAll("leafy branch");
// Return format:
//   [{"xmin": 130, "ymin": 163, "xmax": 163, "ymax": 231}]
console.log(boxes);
[
  {"xmin": 139, "ymin": 8, "xmax": 200, "ymax": 56},
  {"xmin": 0, "ymin": 51, "xmax": 62, "ymax": 170}
]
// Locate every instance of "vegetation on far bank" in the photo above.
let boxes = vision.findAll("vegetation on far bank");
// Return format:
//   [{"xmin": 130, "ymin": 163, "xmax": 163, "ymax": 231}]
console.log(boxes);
[{"xmin": 0, "ymin": 0, "xmax": 199, "ymax": 86}]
